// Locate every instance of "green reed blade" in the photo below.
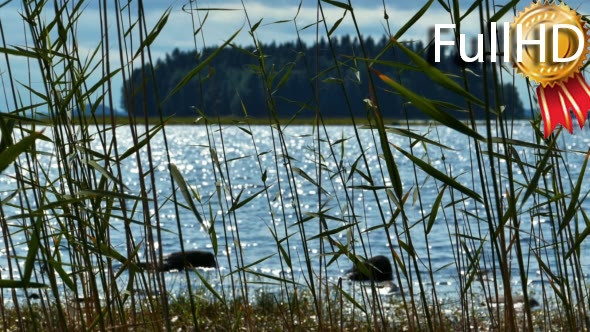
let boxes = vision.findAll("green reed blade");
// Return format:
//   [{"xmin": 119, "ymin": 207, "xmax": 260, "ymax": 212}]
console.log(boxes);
[
  {"xmin": 373, "ymin": 69, "xmax": 484, "ymax": 141},
  {"xmin": 394, "ymin": 144, "xmax": 483, "ymax": 203},
  {"xmin": 426, "ymin": 185, "xmax": 446, "ymax": 234},
  {"xmin": 163, "ymin": 28, "xmax": 241, "ymax": 103},
  {"xmin": 169, "ymin": 163, "xmax": 206, "ymax": 229},
  {"xmin": 0, "ymin": 132, "xmax": 44, "ymax": 173},
  {"xmin": 558, "ymin": 150, "xmax": 590, "ymax": 233}
]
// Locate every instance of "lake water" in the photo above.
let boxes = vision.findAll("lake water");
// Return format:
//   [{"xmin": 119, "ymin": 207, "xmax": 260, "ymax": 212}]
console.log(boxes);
[{"xmin": 1, "ymin": 122, "xmax": 589, "ymax": 305}]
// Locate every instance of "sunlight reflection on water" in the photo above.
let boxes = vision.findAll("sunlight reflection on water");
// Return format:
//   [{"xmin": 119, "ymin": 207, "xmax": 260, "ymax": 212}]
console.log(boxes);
[{"xmin": 1, "ymin": 122, "xmax": 590, "ymax": 303}]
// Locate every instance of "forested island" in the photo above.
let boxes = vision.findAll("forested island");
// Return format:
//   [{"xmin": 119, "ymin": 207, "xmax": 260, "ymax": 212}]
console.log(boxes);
[{"xmin": 121, "ymin": 35, "xmax": 525, "ymax": 120}]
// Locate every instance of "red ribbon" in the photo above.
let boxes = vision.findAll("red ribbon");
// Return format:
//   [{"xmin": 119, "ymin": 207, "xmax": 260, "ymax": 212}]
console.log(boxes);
[{"xmin": 536, "ymin": 72, "xmax": 590, "ymax": 138}]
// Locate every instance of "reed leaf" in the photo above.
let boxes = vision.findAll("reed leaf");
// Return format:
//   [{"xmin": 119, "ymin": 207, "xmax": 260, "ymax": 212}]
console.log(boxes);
[
  {"xmin": 393, "ymin": 144, "xmax": 483, "ymax": 203},
  {"xmin": 426, "ymin": 185, "xmax": 446, "ymax": 234},
  {"xmin": 169, "ymin": 163, "xmax": 206, "ymax": 229},
  {"xmin": 163, "ymin": 28, "xmax": 241, "ymax": 103},
  {"xmin": 0, "ymin": 131, "xmax": 45, "ymax": 173},
  {"xmin": 558, "ymin": 150, "xmax": 590, "ymax": 233},
  {"xmin": 372, "ymin": 68, "xmax": 484, "ymax": 141},
  {"xmin": 388, "ymin": 38, "xmax": 484, "ymax": 107}
]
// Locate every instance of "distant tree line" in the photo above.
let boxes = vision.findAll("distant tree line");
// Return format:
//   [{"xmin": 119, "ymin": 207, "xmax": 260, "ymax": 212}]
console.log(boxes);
[{"xmin": 121, "ymin": 35, "xmax": 524, "ymax": 120}]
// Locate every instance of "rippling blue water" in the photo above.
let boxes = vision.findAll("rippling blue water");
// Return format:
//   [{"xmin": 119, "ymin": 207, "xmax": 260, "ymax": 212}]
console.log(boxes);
[{"xmin": 1, "ymin": 122, "xmax": 589, "ymax": 303}]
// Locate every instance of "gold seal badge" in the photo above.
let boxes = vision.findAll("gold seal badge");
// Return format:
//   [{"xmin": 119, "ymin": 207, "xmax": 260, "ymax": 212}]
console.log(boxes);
[{"xmin": 511, "ymin": 2, "xmax": 590, "ymax": 87}]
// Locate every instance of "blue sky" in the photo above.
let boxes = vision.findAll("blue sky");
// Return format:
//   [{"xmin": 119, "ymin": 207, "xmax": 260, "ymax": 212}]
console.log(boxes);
[{"xmin": 1, "ymin": 0, "xmax": 590, "ymax": 114}]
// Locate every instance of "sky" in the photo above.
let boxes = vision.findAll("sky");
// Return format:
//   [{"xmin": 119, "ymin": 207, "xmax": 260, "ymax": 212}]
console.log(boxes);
[{"xmin": 1, "ymin": 0, "xmax": 590, "ymax": 115}]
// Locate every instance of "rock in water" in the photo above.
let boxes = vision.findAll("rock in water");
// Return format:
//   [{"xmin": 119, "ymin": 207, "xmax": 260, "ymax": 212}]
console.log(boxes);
[
  {"xmin": 487, "ymin": 295, "xmax": 540, "ymax": 309},
  {"xmin": 345, "ymin": 255, "xmax": 393, "ymax": 282},
  {"xmin": 138, "ymin": 250, "xmax": 217, "ymax": 271}
]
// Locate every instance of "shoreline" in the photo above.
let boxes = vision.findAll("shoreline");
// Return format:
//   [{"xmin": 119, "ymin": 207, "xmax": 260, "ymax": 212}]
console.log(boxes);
[{"xmin": 26, "ymin": 115, "xmax": 533, "ymax": 126}]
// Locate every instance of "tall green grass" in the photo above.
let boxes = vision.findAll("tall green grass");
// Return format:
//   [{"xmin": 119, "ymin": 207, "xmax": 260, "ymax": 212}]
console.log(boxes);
[{"xmin": 0, "ymin": 0, "xmax": 589, "ymax": 331}]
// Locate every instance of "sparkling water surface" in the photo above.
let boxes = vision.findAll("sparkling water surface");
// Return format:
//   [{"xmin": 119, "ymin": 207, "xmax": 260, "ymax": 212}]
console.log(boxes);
[{"xmin": 1, "ymin": 123, "xmax": 589, "ymax": 304}]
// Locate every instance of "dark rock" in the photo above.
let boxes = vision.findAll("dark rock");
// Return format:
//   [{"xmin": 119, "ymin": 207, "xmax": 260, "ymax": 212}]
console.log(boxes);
[
  {"xmin": 345, "ymin": 255, "xmax": 393, "ymax": 282},
  {"xmin": 138, "ymin": 250, "xmax": 217, "ymax": 272},
  {"xmin": 487, "ymin": 295, "xmax": 540, "ymax": 308},
  {"xmin": 528, "ymin": 297, "xmax": 540, "ymax": 308}
]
